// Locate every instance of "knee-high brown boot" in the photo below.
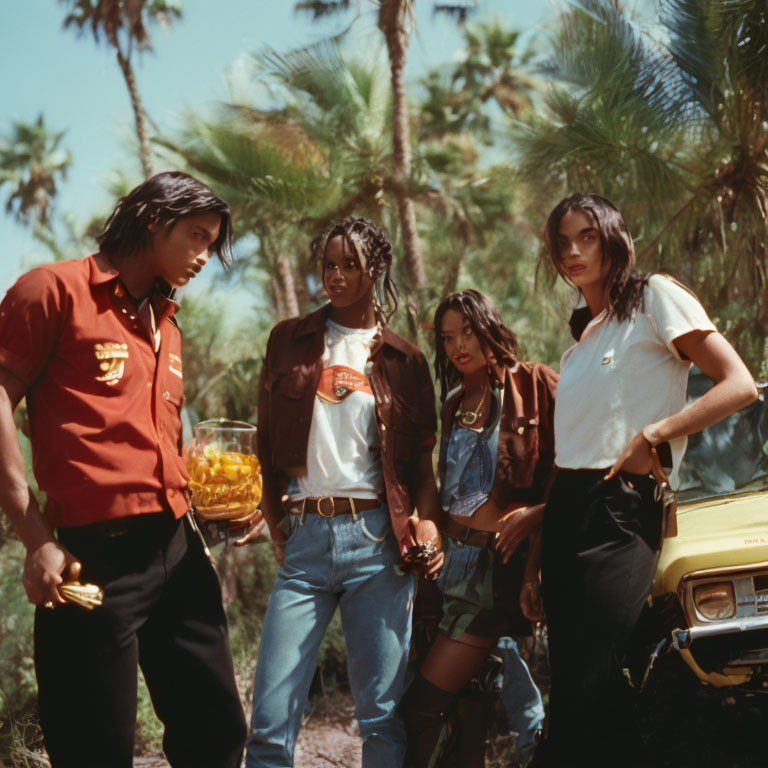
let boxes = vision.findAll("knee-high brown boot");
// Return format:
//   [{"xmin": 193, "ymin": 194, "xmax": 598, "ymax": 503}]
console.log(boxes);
[{"xmin": 402, "ymin": 675, "xmax": 457, "ymax": 768}]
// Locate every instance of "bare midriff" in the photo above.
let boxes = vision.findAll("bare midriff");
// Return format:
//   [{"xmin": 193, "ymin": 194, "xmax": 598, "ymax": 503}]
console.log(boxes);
[{"xmin": 449, "ymin": 499, "xmax": 528, "ymax": 533}]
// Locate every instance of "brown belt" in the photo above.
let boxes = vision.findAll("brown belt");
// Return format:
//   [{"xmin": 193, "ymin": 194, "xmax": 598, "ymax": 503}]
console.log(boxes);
[
  {"xmin": 288, "ymin": 497, "xmax": 381, "ymax": 518},
  {"xmin": 440, "ymin": 515, "xmax": 497, "ymax": 549}
]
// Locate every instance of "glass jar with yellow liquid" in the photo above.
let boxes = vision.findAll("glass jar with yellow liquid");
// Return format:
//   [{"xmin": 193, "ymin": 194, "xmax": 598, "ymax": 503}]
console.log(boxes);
[{"xmin": 187, "ymin": 419, "xmax": 261, "ymax": 524}]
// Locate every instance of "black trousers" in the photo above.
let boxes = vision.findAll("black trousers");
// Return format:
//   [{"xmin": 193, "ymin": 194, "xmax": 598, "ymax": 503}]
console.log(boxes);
[
  {"xmin": 34, "ymin": 513, "xmax": 247, "ymax": 768},
  {"xmin": 541, "ymin": 469, "xmax": 662, "ymax": 768}
]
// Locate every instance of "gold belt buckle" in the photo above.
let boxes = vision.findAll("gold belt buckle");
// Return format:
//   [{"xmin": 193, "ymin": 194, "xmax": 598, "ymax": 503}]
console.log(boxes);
[{"xmin": 317, "ymin": 496, "xmax": 335, "ymax": 518}]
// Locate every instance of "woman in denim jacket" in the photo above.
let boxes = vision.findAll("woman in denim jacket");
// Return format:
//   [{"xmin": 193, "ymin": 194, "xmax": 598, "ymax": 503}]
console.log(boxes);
[
  {"xmin": 403, "ymin": 289, "xmax": 557, "ymax": 767},
  {"xmin": 242, "ymin": 217, "xmax": 443, "ymax": 768}
]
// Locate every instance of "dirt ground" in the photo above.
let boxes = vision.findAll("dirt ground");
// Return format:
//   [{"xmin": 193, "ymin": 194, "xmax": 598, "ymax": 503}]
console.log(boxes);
[
  {"xmin": 132, "ymin": 658, "xmax": 768, "ymax": 768},
  {"xmin": 293, "ymin": 691, "xmax": 362, "ymax": 768},
  {"xmin": 133, "ymin": 690, "xmax": 362, "ymax": 768}
]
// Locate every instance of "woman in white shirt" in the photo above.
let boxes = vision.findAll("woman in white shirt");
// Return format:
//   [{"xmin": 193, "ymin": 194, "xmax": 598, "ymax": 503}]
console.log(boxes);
[{"xmin": 537, "ymin": 193, "xmax": 756, "ymax": 767}]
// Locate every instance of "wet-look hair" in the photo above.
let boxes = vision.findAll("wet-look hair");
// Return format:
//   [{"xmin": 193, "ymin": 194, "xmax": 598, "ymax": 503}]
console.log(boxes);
[
  {"xmin": 433, "ymin": 289, "xmax": 519, "ymax": 401},
  {"xmin": 97, "ymin": 171, "xmax": 233, "ymax": 265},
  {"xmin": 544, "ymin": 192, "xmax": 649, "ymax": 327},
  {"xmin": 317, "ymin": 217, "xmax": 399, "ymax": 324}
]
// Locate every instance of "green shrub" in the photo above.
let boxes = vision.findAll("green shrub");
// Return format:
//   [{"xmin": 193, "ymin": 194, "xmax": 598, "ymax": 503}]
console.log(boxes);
[{"xmin": 0, "ymin": 542, "xmax": 37, "ymax": 729}]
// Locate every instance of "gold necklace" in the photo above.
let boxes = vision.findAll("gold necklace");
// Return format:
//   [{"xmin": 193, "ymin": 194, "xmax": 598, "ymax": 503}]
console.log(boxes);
[{"xmin": 456, "ymin": 381, "xmax": 488, "ymax": 428}]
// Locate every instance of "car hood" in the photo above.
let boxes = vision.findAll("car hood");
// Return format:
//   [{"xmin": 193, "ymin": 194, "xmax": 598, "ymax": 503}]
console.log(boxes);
[{"xmin": 653, "ymin": 490, "xmax": 768, "ymax": 595}]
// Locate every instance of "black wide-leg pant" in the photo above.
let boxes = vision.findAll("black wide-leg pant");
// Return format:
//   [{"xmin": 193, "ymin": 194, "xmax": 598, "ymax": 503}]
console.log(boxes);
[
  {"xmin": 541, "ymin": 469, "xmax": 662, "ymax": 768},
  {"xmin": 34, "ymin": 512, "xmax": 247, "ymax": 768}
]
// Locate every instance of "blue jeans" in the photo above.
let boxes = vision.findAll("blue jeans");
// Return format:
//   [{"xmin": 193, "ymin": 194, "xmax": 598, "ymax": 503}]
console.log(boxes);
[
  {"xmin": 245, "ymin": 505, "xmax": 414, "ymax": 768},
  {"xmin": 497, "ymin": 637, "xmax": 544, "ymax": 761}
]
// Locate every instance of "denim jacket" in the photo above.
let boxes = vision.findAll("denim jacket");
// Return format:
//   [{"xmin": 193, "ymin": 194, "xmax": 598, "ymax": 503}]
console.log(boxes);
[
  {"xmin": 438, "ymin": 361, "xmax": 558, "ymax": 514},
  {"xmin": 257, "ymin": 305, "xmax": 438, "ymax": 554}
]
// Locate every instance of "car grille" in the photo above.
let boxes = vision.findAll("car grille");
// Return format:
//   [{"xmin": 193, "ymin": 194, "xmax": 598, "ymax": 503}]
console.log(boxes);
[
  {"xmin": 756, "ymin": 574, "xmax": 768, "ymax": 615},
  {"xmin": 692, "ymin": 629, "xmax": 768, "ymax": 673}
]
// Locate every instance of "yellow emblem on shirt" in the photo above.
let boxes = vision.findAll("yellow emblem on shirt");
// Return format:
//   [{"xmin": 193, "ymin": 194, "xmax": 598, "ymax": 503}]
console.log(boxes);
[
  {"xmin": 94, "ymin": 342, "xmax": 129, "ymax": 385},
  {"xmin": 168, "ymin": 352, "xmax": 183, "ymax": 379}
]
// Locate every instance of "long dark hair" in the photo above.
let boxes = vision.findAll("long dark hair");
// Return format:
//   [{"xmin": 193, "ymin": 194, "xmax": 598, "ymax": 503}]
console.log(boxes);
[
  {"xmin": 316, "ymin": 217, "xmax": 399, "ymax": 324},
  {"xmin": 97, "ymin": 171, "xmax": 233, "ymax": 265},
  {"xmin": 544, "ymin": 193, "xmax": 648, "ymax": 328},
  {"xmin": 433, "ymin": 289, "xmax": 519, "ymax": 402}
]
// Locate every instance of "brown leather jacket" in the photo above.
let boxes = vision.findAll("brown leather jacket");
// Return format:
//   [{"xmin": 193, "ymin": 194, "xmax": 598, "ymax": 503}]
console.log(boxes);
[
  {"xmin": 438, "ymin": 361, "xmax": 559, "ymax": 512},
  {"xmin": 257, "ymin": 305, "xmax": 438, "ymax": 553}
]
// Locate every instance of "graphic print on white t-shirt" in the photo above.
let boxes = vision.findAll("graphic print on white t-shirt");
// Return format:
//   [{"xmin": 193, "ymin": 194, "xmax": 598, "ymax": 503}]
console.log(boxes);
[
  {"xmin": 290, "ymin": 319, "xmax": 383, "ymax": 500},
  {"xmin": 316, "ymin": 364, "xmax": 373, "ymax": 404}
]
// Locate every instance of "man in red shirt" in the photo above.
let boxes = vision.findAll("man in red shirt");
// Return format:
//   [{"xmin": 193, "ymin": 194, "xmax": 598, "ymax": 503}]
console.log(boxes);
[{"xmin": 0, "ymin": 172, "xmax": 254, "ymax": 768}]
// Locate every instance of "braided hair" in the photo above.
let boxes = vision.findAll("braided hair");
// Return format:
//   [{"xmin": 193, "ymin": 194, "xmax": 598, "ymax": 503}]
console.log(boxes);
[
  {"xmin": 317, "ymin": 217, "xmax": 399, "ymax": 324},
  {"xmin": 434, "ymin": 289, "xmax": 519, "ymax": 402}
]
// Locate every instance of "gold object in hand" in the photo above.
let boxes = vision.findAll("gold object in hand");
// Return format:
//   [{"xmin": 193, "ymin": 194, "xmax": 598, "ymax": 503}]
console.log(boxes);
[{"xmin": 58, "ymin": 581, "xmax": 104, "ymax": 610}]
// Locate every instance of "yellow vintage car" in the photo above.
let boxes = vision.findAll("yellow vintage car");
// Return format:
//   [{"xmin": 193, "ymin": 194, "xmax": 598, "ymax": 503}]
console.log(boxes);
[{"xmin": 649, "ymin": 379, "xmax": 768, "ymax": 690}]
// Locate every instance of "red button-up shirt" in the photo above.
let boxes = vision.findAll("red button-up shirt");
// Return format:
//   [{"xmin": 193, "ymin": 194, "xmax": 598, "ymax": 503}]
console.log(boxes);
[{"xmin": 0, "ymin": 253, "xmax": 189, "ymax": 527}]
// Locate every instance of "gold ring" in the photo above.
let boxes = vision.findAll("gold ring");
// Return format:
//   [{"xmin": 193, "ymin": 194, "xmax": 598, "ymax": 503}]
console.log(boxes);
[{"xmin": 43, "ymin": 601, "xmax": 54, "ymax": 610}]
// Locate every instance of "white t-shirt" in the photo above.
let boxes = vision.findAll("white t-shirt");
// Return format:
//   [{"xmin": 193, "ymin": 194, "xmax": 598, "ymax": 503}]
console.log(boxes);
[
  {"xmin": 289, "ymin": 318, "xmax": 383, "ymax": 500},
  {"xmin": 554, "ymin": 274, "xmax": 717, "ymax": 487}
]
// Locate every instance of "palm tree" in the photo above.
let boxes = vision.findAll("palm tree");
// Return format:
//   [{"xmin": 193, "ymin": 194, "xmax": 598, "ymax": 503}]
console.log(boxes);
[
  {"xmin": 157, "ymin": 39, "xmax": 395, "ymax": 320},
  {"xmin": 378, "ymin": 0, "xmax": 425, "ymax": 291},
  {"xmin": 158, "ymin": 115, "xmax": 319, "ymax": 318},
  {"xmin": 450, "ymin": 17, "xmax": 541, "ymax": 124},
  {"xmin": 514, "ymin": 0, "xmax": 768, "ymax": 371},
  {"xmin": 415, "ymin": 17, "xmax": 543, "ymax": 299},
  {"xmin": 294, "ymin": 0, "xmax": 478, "ymax": 297},
  {"xmin": 60, "ymin": 0, "xmax": 182, "ymax": 178},
  {"xmin": 0, "ymin": 114, "xmax": 72, "ymax": 228}
]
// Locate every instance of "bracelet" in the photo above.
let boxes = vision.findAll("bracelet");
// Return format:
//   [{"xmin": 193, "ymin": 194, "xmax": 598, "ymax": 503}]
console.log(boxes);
[{"xmin": 642, "ymin": 424, "xmax": 661, "ymax": 446}]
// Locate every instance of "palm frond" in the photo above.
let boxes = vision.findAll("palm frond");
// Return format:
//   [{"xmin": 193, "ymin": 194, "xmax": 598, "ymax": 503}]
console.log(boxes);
[
  {"xmin": 294, "ymin": 0, "xmax": 358, "ymax": 19},
  {"xmin": 544, "ymin": 0, "xmax": 696, "ymax": 128},
  {"xmin": 432, "ymin": 2, "xmax": 478, "ymax": 25},
  {"xmin": 659, "ymin": 0, "xmax": 722, "ymax": 118},
  {"xmin": 155, "ymin": 120, "xmax": 331, "ymax": 221}
]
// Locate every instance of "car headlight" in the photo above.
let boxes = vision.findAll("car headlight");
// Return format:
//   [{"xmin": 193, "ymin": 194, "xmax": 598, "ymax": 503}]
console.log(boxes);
[{"xmin": 693, "ymin": 582, "xmax": 736, "ymax": 621}]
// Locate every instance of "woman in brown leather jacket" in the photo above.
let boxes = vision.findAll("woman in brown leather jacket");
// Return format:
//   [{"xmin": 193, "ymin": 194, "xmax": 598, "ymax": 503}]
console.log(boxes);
[
  {"xmin": 403, "ymin": 289, "xmax": 557, "ymax": 767},
  {"xmin": 243, "ymin": 217, "xmax": 443, "ymax": 768}
]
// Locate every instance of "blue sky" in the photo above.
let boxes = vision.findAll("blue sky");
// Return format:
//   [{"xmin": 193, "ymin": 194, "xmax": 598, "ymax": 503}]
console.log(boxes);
[{"xmin": 0, "ymin": 0, "xmax": 550, "ymax": 300}]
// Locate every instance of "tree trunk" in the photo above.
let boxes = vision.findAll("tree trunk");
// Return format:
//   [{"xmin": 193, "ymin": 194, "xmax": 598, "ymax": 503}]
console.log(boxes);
[
  {"xmin": 270, "ymin": 275, "xmax": 286, "ymax": 321},
  {"xmin": 379, "ymin": 0, "xmax": 425, "ymax": 293},
  {"xmin": 116, "ymin": 48, "xmax": 154, "ymax": 179},
  {"xmin": 444, "ymin": 251, "xmax": 462, "ymax": 295},
  {"xmin": 275, "ymin": 251, "xmax": 300, "ymax": 319},
  {"xmin": 216, "ymin": 547, "xmax": 239, "ymax": 606}
]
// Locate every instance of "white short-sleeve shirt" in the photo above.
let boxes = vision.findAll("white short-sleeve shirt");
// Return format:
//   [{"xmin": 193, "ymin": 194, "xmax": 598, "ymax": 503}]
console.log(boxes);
[
  {"xmin": 289, "ymin": 318, "xmax": 383, "ymax": 500},
  {"xmin": 554, "ymin": 274, "xmax": 717, "ymax": 487}
]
